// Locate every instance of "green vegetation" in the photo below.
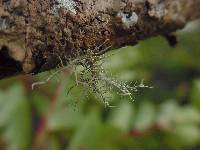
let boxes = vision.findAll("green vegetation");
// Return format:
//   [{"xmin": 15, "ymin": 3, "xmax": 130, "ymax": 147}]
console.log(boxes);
[{"xmin": 0, "ymin": 22, "xmax": 200, "ymax": 150}]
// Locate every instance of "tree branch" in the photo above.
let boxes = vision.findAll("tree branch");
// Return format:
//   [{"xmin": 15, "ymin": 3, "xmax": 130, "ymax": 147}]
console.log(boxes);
[{"xmin": 0, "ymin": 0, "xmax": 200, "ymax": 79}]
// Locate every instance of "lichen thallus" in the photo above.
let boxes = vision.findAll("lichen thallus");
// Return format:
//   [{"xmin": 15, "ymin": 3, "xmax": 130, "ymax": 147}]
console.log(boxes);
[{"xmin": 32, "ymin": 39, "xmax": 153, "ymax": 107}]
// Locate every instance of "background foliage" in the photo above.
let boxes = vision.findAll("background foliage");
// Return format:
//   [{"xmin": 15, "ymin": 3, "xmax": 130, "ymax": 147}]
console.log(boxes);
[{"xmin": 0, "ymin": 21, "xmax": 200, "ymax": 150}]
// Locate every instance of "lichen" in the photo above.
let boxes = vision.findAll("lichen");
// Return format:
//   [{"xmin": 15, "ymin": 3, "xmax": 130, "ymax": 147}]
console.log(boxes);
[
  {"xmin": 0, "ymin": 18, "xmax": 13, "ymax": 29},
  {"xmin": 117, "ymin": 11, "xmax": 138, "ymax": 29},
  {"xmin": 148, "ymin": 0, "xmax": 167, "ymax": 19},
  {"xmin": 53, "ymin": 0, "xmax": 78, "ymax": 14}
]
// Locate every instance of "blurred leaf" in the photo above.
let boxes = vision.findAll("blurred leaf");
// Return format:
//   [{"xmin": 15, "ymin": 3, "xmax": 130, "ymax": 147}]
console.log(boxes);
[
  {"xmin": 48, "ymin": 136, "xmax": 61, "ymax": 150},
  {"xmin": 172, "ymin": 124, "xmax": 200, "ymax": 146},
  {"xmin": 69, "ymin": 108, "xmax": 101, "ymax": 150},
  {"xmin": 56, "ymin": 75, "xmax": 86, "ymax": 109},
  {"xmin": 47, "ymin": 109, "xmax": 83, "ymax": 131},
  {"xmin": 104, "ymin": 47, "xmax": 140, "ymax": 73},
  {"xmin": 191, "ymin": 79, "xmax": 200, "ymax": 110},
  {"xmin": 133, "ymin": 101, "xmax": 156, "ymax": 131},
  {"xmin": 31, "ymin": 93, "xmax": 49, "ymax": 115},
  {"xmin": 0, "ymin": 84, "xmax": 32, "ymax": 150},
  {"xmin": 108, "ymin": 101, "xmax": 134, "ymax": 131},
  {"xmin": 174, "ymin": 106, "xmax": 200, "ymax": 125},
  {"xmin": 157, "ymin": 101, "xmax": 178, "ymax": 128},
  {"xmin": 47, "ymin": 75, "xmax": 86, "ymax": 131}
]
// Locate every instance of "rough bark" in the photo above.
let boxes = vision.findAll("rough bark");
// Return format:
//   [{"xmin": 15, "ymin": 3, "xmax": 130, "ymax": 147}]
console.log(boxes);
[{"xmin": 0, "ymin": 0, "xmax": 200, "ymax": 79}]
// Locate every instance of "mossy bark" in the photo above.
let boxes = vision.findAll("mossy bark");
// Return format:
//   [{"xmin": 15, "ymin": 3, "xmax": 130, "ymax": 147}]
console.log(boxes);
[{"xmin": 0, "ymin": 0, "xmax": 200, "ymax": 79}]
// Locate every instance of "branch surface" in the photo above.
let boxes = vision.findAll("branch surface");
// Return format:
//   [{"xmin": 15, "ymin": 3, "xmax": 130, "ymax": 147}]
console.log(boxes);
[{"xmin": 0, "ymin": 0, "xmax": 200, "ymax": 79}]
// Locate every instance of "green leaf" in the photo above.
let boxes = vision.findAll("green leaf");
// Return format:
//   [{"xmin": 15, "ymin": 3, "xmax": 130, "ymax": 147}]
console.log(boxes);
[
  {"xmin": 47, "ymin": 109, "xmax": 83, "ymax": 131},
  {"xmin": 174, "ymin": 106, "xmax": 200, "ymax": 125},
  {"xmin": 172, "ymin": 124, "xmax": 200, "ymax": 145},
  {"xmin": 108, "ymin": 101, "xmax": 134, "ymax": 131},
  {"xmin": 69, "ymin": 108, "xmax": 101, "ymax": 150},
  {"xmin": 157, "ymin": 100, "xmax": 179, "ymax": 129},
  {"xmin": 191, "ymin": 79, "xmax": 200, "ymax": 110},
  {"xmin": 133, "ymin": 101, "xmax": 156, "ymax": 131},
  {"xmin": 0, "ymin": 84, "xmax": 32, "ymax": 150}
]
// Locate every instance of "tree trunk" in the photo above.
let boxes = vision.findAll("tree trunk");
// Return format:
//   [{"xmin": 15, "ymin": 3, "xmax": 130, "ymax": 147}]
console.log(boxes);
[{"xmin": 0, "ymin": 0, "xmax": 200, "ymax": 79}]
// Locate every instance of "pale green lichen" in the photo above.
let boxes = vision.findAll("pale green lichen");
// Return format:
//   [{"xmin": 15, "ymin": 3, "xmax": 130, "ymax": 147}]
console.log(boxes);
[{"xmin": 32, "ymin": 41, "xmax": 153, "ymax": 107}]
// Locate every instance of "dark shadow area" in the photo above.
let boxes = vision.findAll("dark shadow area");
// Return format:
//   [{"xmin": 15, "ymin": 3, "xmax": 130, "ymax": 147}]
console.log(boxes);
[{"xmin": 0, "ymin": 46, "xmax": 22, "ymax": 79}]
